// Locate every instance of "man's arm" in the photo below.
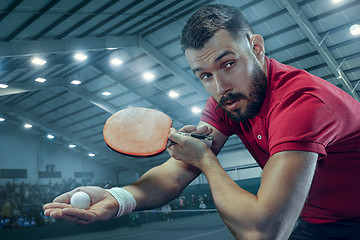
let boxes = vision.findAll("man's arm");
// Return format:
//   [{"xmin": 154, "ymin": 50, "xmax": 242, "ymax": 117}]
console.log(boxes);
[
  {"xmin": 123, "ymin": 157, "xmax": 200, "ymax": 210},
  {"xmin": 168, "ymin": 131, "xmax": 318, "ymax": 240},
  {"xmin": 43, "ymin": 123, "xmax": 228, "ymax": 224},
  {"xmin": 43, "ymin": 157, "xmax": 201, "ymax": 223},
  {"xmin": 125, "ymin": 121, "xmax": 229, "ymax": 210}
]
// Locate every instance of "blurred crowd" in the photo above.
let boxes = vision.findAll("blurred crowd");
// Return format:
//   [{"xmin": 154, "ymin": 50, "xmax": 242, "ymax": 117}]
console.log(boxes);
[
  {"xmin": 0, "ymin": 178, "xmax": 213, "ymax": 230},
  {"xmin": 0, "ymin": 177, "xmax": 95, "ymax": 230}
]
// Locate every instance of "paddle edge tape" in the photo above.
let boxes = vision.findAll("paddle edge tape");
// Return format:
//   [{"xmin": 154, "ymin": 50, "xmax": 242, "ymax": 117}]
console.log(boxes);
[
  {"xmin": 106, "ymin": 142, "xmax": 167, "ymax": 158},
  {"xmin": 103, "ymin": 107, "xmax": 172, "ymax": 158}
]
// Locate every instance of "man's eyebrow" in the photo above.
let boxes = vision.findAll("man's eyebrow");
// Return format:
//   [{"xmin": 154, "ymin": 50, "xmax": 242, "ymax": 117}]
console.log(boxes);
[
  {"xmin": 192, "ymin": 67, "xmax": 203, "ymax": 74},
  {"xmin": 192, "ymin": 51, "xmax": 235, "ymax": 74},
  {"xmin": 215, "ymin": 51, "xmax": 234, "ymax": 63}
]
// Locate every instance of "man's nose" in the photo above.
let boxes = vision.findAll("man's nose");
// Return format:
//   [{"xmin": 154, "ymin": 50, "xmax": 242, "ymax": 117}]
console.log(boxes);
[{"xmin": 215, "ymin": 75, "xmax": 231, "ymax": 96}]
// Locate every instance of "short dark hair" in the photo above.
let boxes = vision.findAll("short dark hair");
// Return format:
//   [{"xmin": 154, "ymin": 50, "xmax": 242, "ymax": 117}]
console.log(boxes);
[{"xmin": 180, "ymin": 4, "xmax": 254, "ymax": 51}]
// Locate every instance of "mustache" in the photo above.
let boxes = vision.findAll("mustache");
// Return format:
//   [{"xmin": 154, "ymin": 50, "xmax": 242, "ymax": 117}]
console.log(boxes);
[{"xmin": 216, "ymin": 92, "xmax": 252, "ymax": 110}]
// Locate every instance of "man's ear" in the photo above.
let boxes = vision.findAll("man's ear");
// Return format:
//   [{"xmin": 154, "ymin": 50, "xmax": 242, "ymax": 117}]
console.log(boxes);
[{"xmin": 250, "ymin": 34, "xmax": 265, "ymax": 62}]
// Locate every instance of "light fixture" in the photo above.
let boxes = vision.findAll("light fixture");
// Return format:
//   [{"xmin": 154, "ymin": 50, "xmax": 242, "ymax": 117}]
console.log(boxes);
[
  {"xmin": 102, "ymin": 91, "xmax": 111, "ymax": 96},
  {"xmin": 0, "ymin": 117, "xmax": 5, "ymax": 122},
  {"xmin": 71, "ymin": 80, "xmax": 81, "ymax": 85},
  {"xmin": 35, "ymin": 77, "xmax": 46, "ymax": 83},
  {"xmin": 88, "ymin": 153, "xmax": 95, "ymax": 157},
  {"xmin": 31, "ymin": 57, "xmax": 46, "ymax": 66},
  {"xmin": 110, "ymin": 58, "xmax": 123, "ymax": 66},
  {"xmin": 47, "ymin": 134, "xmax": 54, "ymax": 139},
  {"xmin": 24, "ymin": 123, "xmax": 32, "ymax": 129},
  {"xmin": 332, "ymin": 0, "xmax": 343, "ymax": 3},
  {"xmin": 0, "ymin": 83, "xmax": 8, "ymax": 89},
  {"xmin": 192, "ymin": 106, "xmax": 202, "ymax": 114},
  {"xmin": 69, "ymin": 144, "xmax": 77, "ymax": 148},
  {"xmin": 143, "ymin": 72, "xmax": 155, "ymax": 81},
  {"xmin": 74, "ymin": 53, "xmax": 88, "ymax": 61},
  {"xmin": 168, "ymin": 90, "xmax": 179, "ymax": 98},
  {"xmin": 109, "ymin": 50, "xmax": 125, "ymax": 66},
  {"xmin": 350, "ymin": 24, "xmax": 360, "ymax": 36}
]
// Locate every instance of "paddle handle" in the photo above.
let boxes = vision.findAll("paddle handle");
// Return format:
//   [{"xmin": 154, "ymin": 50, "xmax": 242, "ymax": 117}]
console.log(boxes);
[{"xmin": 167, "ymin": 132, "xmax": 213, "ymax": 148}]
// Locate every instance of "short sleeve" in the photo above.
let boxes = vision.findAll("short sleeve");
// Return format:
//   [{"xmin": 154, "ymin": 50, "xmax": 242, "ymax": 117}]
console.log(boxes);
[
  {"xmin": 268, "ymin": 92, "xmax": 339, "ymax": 158},
  {"xmin": 200, "ymin": 97, "xmax": 234, "ymax": 137}
]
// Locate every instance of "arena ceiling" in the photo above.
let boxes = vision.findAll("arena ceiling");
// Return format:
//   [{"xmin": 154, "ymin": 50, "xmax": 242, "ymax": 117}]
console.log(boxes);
[{"xmin": 0, "ymin": 0, "xmax": 359, "ymax": 173}]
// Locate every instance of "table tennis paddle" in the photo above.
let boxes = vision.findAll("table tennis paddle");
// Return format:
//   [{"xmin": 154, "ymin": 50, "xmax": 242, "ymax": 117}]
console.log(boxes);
[{"xmin": 103, "ymin": 107, "xmax": 213, "ymax": 157}]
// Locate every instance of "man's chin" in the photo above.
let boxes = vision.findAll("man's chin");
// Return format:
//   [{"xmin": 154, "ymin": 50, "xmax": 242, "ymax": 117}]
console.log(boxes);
[
  {"xmin": 223, "ymin": 108, "xmax": 249, "ymax": 122},
  {"xmin": 222, "ymin": 103, "xmax": 258, "ymax": 122}
]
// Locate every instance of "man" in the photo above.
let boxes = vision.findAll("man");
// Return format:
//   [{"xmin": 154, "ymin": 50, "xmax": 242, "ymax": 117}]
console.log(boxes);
[{"xmin": 43, "ymin": 4, "xmax": 360, "ymax": 240}]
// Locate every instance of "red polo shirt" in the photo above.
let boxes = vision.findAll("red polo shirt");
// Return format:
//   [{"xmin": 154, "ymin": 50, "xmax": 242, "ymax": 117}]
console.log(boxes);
[{"xmin": 200, "ymin": 58, "xmax": 360, "ymax": 224}]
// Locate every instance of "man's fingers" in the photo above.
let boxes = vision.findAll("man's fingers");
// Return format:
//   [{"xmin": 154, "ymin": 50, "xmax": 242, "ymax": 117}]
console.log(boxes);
[
  {"xmin": 52, "ymin": 192, "xmax": 73, "ymax": 203},
  {"xmin": 53, "ymin": 211, "xmax": 93, "ymax": 225},
  {"xmin": 62, "ymin": 208, "xmax": 96, "ymax": 224},
  {"xmin": 169, "ymin": 130, "xmax": 187, "ymax": 145},
  {"xmin": 197, "ymin": 125, "xmax": 213, "ymax": 135},
  {"xmin": 178, "ymin": 125, "xmax": 213, "ymax": 136},
  {"xmin": 46, "ymin": 207, "xmax": 96, "ymax": 224},
  {"xmin": 43, "ymin": 202, "xmax": 70, "ymax": 210},
  {"xmin": 179, "ymin": 125, "xmax": 197, "ymax": 133}
]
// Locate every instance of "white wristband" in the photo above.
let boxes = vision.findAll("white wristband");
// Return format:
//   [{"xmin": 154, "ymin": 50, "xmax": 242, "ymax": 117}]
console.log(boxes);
[{"xmin": 106, "ymin": 187, "xmax": 137, "ymax": 218}]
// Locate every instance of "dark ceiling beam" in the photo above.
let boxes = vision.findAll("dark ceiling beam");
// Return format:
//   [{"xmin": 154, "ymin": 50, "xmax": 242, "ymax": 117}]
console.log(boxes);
[
  {"xmin": 0, "ymin": 0, "xmax": 25, "ymax": 22},
  {"xmin": 4, "ymin": 0, "xmax": 61, "ymax": 41},
  {"xmin": 96, "ymin": 0, "xmax": 165, "ymax": 38},
  {"xmin": 140, "ymin": 0, "xmax": 215, "ymax": 37},
  {"xmin": 32, "ymin": 0, "xmax": 93, "ymax": 40},
  {"xmin": 54, "ymin": 0, "xmax": 119, "ymax": 40},
  {"xmin": 78, "ymin": 0, "xmax": 145, "ymax": 38},
  {"xmin": 115, "ymin": 0, "xmax": 184, "ymax": 36}
]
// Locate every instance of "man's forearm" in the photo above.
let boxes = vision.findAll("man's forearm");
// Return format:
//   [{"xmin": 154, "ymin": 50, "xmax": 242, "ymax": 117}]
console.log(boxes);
[
  {"xmin": 200, "ymin": 151, "xmax": 317, "ymax": 240},
  {"xmin": 123, "ymin": 158, "xmax": 199, "ymax": 211},
  {"xmin": 201, "ymin": 160, "xmax": 269, "ymax": 240}
]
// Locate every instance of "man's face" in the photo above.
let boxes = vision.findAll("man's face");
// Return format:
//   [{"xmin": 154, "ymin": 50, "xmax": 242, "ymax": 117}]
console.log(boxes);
[{"xmin": 185, "ymin": 30, "xmax": 267, "ymax": 122}]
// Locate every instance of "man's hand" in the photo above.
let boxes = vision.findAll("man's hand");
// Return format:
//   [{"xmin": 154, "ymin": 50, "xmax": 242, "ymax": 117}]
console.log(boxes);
[
  {"xmin": 43, "ymin": 186, "xmax": 119, "ymax": 225},
  {"xmin": 167, "ymin": 126, "xmax": 218, "ymax": 171}
]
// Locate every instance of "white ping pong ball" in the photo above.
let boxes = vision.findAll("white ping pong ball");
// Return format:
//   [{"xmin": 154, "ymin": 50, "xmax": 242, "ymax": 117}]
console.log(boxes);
[{"xmin": 70, "ymin": 191, "xmax": 91, "ymax": 209}]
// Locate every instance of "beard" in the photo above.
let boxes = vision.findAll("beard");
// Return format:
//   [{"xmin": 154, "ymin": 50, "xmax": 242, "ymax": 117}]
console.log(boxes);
[{"xmin": 216, "ymin": 62, "xmax": 267, "ymax": 122}]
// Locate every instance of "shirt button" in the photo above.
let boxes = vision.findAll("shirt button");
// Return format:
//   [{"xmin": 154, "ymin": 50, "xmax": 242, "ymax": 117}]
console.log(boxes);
[{"xmin": 257, "ymin": 135, "xmax": 262, "ymax": 140}]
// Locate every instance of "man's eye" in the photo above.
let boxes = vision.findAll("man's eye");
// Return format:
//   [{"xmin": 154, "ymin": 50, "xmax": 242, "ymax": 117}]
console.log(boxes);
[
  {"xmin": 200, "ymin": 73, "xmax": 212, "ymax": 80},
  {"xmin": 224, "ymin": 61, "xmax": 234, "ymax": 69}
]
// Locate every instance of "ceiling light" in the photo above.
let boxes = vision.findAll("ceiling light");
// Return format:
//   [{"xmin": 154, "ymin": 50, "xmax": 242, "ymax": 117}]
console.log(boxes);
[
  {"xmin": 102, "ymin": 91, "xmax": 111, "ymax": 96},
  {"xmin": 47, "ymin": 134, "xmax": 54, "ymax": 139},
  {"xmin": 168, "ymin": 90, "xmax": 179, "ymax": 98},
  {"xmin": 106, "ymin": 47, "xmax": 117, "ymax": 50},
  {"xmin": 35, "ymin": 77, "xmax": 46, "ymax": 83},
  {"xmin": 69, "ymin": 144, "xmax": 77, "ymax": 148},
  {"xmin": 350, "ymin": 24, "xmax": 360, "ymax": 36},
  {"xmin": 88, "ymin": 153, "xmax": 95, "ymax": 157},
  {"xmin": 0, "ymin": 83, "xmax": 8, "ymax": 89},
  {"xmin": 143, "ymin": 72, "xmax": 155, "ymax": 81},
  {"xmin": 24, "ymin": 123, "xmax": 32, "ymax": 129},
  {"xmin": 71, "ymin": 80, "xmax": 81, "ymax": 85},
  {"xmin": 110, "ymin": 58, "xmax": 123, "ymax": 66},
  {"xmin": 192, "ymin": 106, "xmax": 202, "ymax": 114},
  {"xmin": 74, "ymin": 53, "xmax": 88, "ymax": 61},
  {"xmin": 332, "ymin": 0, "xmax": 343, "ymax": 3},
  {"xmin": 31, "ymin": 57, "xmax": 46, "ymax": 66},
  {"xmin": 0, "ymin": 117, "xmax": 5, "ymax": 122}
]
